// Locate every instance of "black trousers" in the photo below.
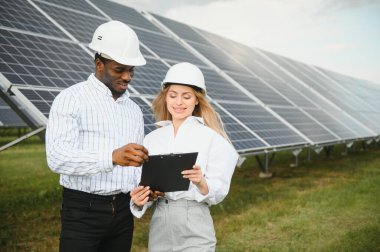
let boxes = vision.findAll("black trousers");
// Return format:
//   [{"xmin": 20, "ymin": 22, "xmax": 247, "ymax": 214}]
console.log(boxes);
[{"xmin": 60, "ymin": 188, "xmax": 134, "ymax": 252}]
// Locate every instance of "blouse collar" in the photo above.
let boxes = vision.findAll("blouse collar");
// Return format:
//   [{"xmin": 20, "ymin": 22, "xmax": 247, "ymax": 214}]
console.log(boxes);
[{"xmin": 155, "ymin": 116, "xmax": 205, "ymax": 127}]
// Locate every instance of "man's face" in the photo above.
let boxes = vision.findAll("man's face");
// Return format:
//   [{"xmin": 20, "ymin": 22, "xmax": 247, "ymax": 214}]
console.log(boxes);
[{"xmin": 95, "ymin": 59, "xmax": 135, "ymax": 100}]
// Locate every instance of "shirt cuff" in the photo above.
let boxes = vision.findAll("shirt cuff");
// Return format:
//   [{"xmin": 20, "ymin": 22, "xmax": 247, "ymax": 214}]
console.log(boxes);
[
  {"xmin": 193, "ymin": 178, "xmax": 215, "ymax": 205},
  {"xmin": 130, "ymin": 200, "xmax": 152, "ymax": 218}
]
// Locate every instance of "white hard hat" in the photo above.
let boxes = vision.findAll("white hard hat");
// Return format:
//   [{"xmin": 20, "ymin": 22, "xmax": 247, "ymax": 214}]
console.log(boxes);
[
  {"xmin": 162, "ymin": 62, "xmax": 206, "ymax": 93},
  {"xmin": 89, "ymin": 20, "xmax": 146, "ymax": 66}
]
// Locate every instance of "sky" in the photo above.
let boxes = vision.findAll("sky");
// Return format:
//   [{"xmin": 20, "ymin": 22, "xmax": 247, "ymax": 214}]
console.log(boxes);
[{"xmin": 113, "ymin": 0, "xmax": 380, "ymax": 84}]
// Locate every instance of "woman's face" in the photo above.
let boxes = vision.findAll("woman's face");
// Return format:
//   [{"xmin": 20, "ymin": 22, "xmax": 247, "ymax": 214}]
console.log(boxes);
[{"xmin": 166, "ymin": 84, "xmax": 198, "ymax": 123}]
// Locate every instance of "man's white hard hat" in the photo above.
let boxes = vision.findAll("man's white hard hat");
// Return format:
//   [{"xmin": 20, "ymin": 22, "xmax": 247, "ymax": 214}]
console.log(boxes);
[
  {"xmin": 162, "ymin": 62, "xmax": 206, "ymax": 93},
  {"xmin": 89, "ymin": 20, "xmax": 146, "ymax": 66}
]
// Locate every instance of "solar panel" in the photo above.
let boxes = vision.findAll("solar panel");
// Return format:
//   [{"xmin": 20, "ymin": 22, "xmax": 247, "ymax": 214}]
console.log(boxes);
[
  {"xmin": 226, "ymin": 72, "xmax": 292, "ymax": 106},
  {"xmin": 147, "ymin": 15, "xmax": 371, "ymax": 144},
  {"xmin": 0, "ymin": 29, "xmax": 93, "ymax": 88},
  {"xmin": 1, "ymin": 0, "xmax": 378, "ymax": 154},
  {"xmin": 134, "ymin": 29, "xmax": 206, "ymax": 67},
  {"xmin": 260, "ymin": 50, "xmax": 380, "ymax": 136},
  {"xmin": 319, "ymin": 69, "xmax": 380, "ymax": 113},
  {"xmin": 303, "ymin": 108, "xmax": 358, "ymax": 139},
  {"xmin": 218, "ymin": 102, "xmax": 307, "ymax": 147},
  {"xmin": 211, "ymin": 102, "xmax": 268, "ymax": 151},
  {"xmin": 198, "ymin": 30, "xmax": 278, "ymax": 80},
  {"xmin": 271, "ymin": 107, "xmax": 338, "ymax": 144},
  {"xmin": 0, "ymin": 95, "xmax": 27, "ymax": 127},
  {"xmin": 129, "ymin": 59, "xmax": 168, "ymax": 95},
  {"xmin": 17, "ymin": 88, "xmax": 60, "ymax": 117},
  {"xmin": 201, "ymin": 68, "xmax": 253, "ymax": 102},
  {"xmin": 91, "ymin": 0, "xmax": 165, "ymax": 34},
  {"xmin": 34, "ymin": 1, "xmax": 108, "ymax": 43},
  {"xmin": 36, "ymin": 0, "xmax": 101, "ymax": 16},
  {"xmin": 129, "ymin": 96, "xmax": 156, "ymax": 135},
  {"xmin": 0, "ymin": 0, "xmax": 67, "ymax": 38}
]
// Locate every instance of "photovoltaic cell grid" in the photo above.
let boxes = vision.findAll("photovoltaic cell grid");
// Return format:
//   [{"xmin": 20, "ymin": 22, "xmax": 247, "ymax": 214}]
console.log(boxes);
[
  {"xmin": 211, "ymin": 102, "xmax": 268, "ymax": 150},
  {"xmin": 271, "ymin": 107, "xmax": 338, "ymax": 144},
  {"xmin": 325, "ymin": 107, "xmax": 374, "ymax": 137},
  {"xmin": 90, "ymin": 0, "xmax": 165, "ymax": 34},
  {"xmin": 198, "ymin": 30, "xmax": 279, "ymax": 81},
  {"xmin": 303, "ymin": 108, "xmax": 358, "ymax": 140},
  {"xmin": 219, "ymin": 102, "xmax": 307, "ymax": 147},
  {"xmin": 0, "ymin": 0, "xmax": 67, "ymax": 39},
  {"xmin": 227, "ymin": 72, "xmax": 292, "ymax": 106},
  {"xmin": 0, "ymin": 29, "xmax": 93, "ymax": 88},
  {"xmin": 35, "ymin": 1, "xmax": 108, "ymax": 44},
  {"xmin": 130, "ymin": 59, "xmax": 168, "ymax": 95},
  {"xmin": 259, "ymin": 50, "xmax": 379, "ymax": 135},
  {"xmin": 134, "ymin": 29, "xmax": 206, "ymax": 67},
  {"xmin": 129, "ymin": 97, "xmax": 156, "ymax": 135},
  {"xmin": 264, "ymin": 79, "xmax": 317, "ymax": 109},
  {"xmin": 319, "ymin": 69, "xmax": 380, "ymax": 113},
  {"xmin": 295, "ymin": 61, "xmax": 375, "ymax": 113},
  {"xmin": 0, "ymin": 96, "xmax": 27, "ymax": 127},
  {"xmin": 201, "ymin": 68, "xmax": 252, "ymax": 102},
  {"xmin": 34, "ymin": 0, "xmax": 101, "ymax": 16},
  {"xmin": 18, "ymin": 88, "xmax": 60, "ymax": 117}
]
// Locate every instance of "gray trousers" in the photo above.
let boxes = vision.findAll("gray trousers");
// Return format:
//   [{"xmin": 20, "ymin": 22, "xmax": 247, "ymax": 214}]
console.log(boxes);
[{"xmin": 148, "ymin": 198, "xmax": 216, "ymax": 252}]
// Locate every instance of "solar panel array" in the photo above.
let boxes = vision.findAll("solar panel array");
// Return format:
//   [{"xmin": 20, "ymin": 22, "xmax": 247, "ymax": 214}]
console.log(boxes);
[{"xmin": 0, "ymin": 0, "xmax": 379, "ymax": 154}]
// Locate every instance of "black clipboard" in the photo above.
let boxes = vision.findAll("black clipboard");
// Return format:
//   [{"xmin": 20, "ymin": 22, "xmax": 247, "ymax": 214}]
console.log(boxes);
[{"xmin": 139, "ymin": 152, "xmax": 198, "ymax": 192}]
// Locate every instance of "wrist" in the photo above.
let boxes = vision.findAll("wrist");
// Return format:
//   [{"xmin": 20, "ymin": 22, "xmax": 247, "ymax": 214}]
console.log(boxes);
[{"xmin": 196, "ymin": 177, "xmax": 209, "ymax": 195}]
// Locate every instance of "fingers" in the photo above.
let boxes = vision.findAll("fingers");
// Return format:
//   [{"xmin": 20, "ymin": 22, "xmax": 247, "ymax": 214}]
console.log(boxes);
[
  {"xmin": 112, "ymin": 143, "xmax": 149, "ymax": 166},
  {"xmin": 149, "ymin": 190, "xmax": 164, "ymax": 201},
  {"xmin": 127, "ymin": 143, "xmax": 148, "ymax": 157},
  {"xmin": 131, "ymin": 186, "xmax": 151, "ymax": 207},
  {"xmin": 182, "ymin": 165, "xmax": 203, "ymax": 183}
]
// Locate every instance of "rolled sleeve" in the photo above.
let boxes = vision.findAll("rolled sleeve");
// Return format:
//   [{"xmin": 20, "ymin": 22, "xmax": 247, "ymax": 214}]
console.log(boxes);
[
  {"xmin": 194, "ymin": 134, "xmax": 238, "ymax": 205},
  {"xmin": 98, "ymin": 148, "xmax": 115, "ymax": 173}
]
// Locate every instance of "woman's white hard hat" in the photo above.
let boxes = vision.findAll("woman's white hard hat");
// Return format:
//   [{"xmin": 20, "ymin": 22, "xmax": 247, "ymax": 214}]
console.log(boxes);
[
  {"xmin": 89, "ymin": 20, "xmax": 146, "ymax": 66},
  {"xmin": 162, "ymin": 62, "xmax": 206, "ymax": 93}
]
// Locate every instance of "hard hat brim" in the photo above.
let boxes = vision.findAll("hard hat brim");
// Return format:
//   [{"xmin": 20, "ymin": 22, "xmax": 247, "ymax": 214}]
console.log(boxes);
[{"xmin": 89, "ymin": 43, "xmax": 146, "ymax": 66}]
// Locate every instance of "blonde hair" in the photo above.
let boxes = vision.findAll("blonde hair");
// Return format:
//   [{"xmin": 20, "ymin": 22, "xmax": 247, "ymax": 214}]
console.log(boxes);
[{"xmin": 152, "ymin": 85, "xmax": 230, "ymax": 140}]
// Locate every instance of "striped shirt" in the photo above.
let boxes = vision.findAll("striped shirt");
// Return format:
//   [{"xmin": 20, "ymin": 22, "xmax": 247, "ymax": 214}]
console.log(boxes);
[{"xmin": 46, "ymin": 74, "xmax": 144, "ymax": 195}]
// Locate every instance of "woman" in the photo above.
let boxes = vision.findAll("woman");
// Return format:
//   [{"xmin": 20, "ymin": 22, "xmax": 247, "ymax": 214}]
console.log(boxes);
[{"xmin": 131, "ymin": 62, "xmax": 238, "ymax": 252}]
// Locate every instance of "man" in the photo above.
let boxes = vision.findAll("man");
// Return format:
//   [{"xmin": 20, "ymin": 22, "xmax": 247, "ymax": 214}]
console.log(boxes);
[{"xmin": 46, "ymin": 20, "xmax": 148, "ymax": 252}]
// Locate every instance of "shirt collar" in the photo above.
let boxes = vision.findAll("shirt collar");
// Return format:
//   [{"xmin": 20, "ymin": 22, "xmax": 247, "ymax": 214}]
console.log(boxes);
[
  {"xmin": 88, "ymin": 74, "xmax": 130, "ymax": 100},
  {"xmin": 155, "ymin": 116, "xmax": 205, "ymax": 127}
]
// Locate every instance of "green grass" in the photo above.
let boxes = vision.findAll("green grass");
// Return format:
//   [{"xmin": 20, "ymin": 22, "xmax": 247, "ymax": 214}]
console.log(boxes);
[{"xmin": 1, "ymin": 137, "xmax": 380, "ymax": 251}]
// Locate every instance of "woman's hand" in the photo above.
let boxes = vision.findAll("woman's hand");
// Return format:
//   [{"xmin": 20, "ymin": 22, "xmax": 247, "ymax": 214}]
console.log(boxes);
[
  {"xmin": 182, "ymin": 165, "xmax": 209, "ymax": 195},
  {"xmin": 130, "ymin": 186, "xmax": 150, "ymax": 207}
]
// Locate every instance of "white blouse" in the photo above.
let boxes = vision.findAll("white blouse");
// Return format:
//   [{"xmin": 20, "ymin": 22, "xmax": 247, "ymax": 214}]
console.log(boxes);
[{"xmin": 131, "ymin": 116, "xmax": 238, "ymax": 218}]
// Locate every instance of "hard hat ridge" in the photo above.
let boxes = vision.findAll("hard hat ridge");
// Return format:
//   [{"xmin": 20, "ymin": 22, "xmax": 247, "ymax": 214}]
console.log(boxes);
[{"xmin": 89, "ymin": 20, "xmax": 146, "ymax": 66}]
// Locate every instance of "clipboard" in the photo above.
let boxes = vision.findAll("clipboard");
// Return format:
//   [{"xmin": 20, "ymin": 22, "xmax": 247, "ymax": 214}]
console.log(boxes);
[{"xmin": 139, "ymin": 152, "xmax": 198, "ymax": 192}]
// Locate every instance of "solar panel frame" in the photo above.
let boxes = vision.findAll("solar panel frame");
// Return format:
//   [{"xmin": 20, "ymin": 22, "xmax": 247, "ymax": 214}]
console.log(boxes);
[{"xmin": 0, "ymin": 94, "xmax": 27, "ymax": 127}]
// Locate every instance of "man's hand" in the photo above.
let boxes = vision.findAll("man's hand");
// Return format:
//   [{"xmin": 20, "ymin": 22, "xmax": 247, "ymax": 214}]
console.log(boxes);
[
  {"xmin": 149, "ymin": 190, "xmax": 165, "ymax": 201},
  {"xmin": 112, "ymin": 143, "xmax": 148, "ymax": 166}
]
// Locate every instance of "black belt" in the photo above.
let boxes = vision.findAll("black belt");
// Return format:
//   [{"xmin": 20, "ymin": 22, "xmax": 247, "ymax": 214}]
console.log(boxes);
[{"xmin": 63, "ymin": 187, "xmax": 130, "ymax": 202}]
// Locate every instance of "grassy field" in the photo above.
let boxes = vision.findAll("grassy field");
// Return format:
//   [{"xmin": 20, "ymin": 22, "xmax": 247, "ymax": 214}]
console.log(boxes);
[{"xmin": 0, "ymin": 136, "xmax": 379, "ymax": 251}]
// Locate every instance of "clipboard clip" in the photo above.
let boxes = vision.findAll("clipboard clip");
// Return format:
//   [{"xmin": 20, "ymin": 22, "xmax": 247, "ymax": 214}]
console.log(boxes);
[{"xmin": 169, "ymin": 153, "xmax": 182, "ymax": 158}]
